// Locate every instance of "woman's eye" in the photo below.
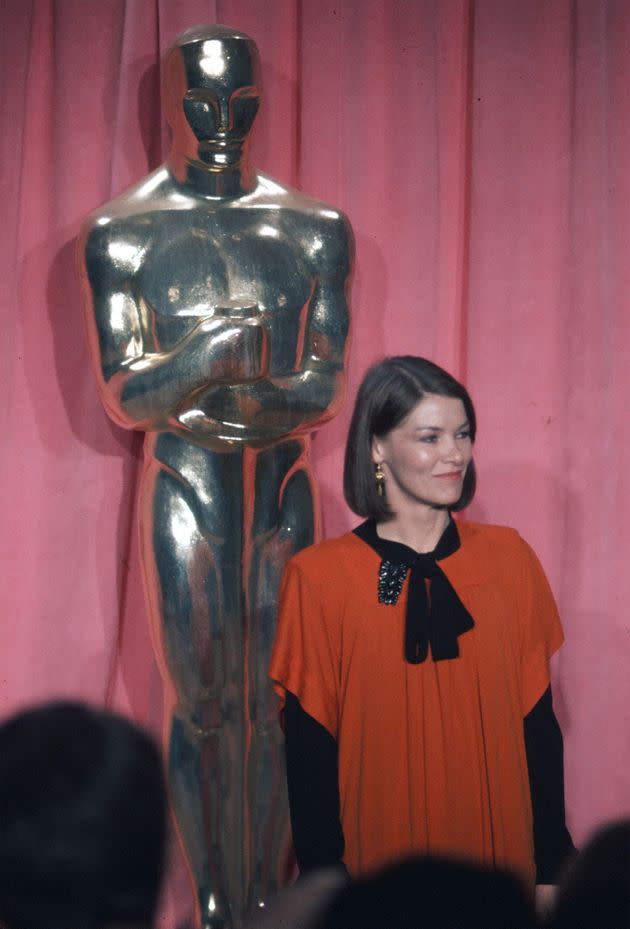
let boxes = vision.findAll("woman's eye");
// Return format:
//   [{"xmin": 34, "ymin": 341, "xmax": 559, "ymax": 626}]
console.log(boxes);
[
  {"xmin": 456, "ymin": 431, "xmax": 471, "ymax": 440},
  {"xmin": 420, "ymin": 435, "xmax": 438, "ymax": 443}
]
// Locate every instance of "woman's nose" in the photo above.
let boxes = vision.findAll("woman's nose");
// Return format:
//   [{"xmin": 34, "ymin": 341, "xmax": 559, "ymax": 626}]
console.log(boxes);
[{"xmin": 443, "ymin": 439, "xmax": 464, "ymax": 462}]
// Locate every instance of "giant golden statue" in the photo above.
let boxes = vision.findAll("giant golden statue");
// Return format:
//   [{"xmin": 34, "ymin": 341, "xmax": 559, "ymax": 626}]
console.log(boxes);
[{"xmin": 78, "ymin": 24, "xmax": 353, "ymax": 929}]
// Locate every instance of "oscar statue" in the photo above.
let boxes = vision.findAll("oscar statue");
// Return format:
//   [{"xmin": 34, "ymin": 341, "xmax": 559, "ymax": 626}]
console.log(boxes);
[{"xmin": 78, "ymin": 23, "xmax": 353, "ymax": 929}]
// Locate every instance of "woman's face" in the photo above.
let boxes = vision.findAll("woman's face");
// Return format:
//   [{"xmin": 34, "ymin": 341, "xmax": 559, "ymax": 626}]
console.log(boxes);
[{"xmin": 371, "ymin": 393, "xmax": 473, "ymax": 513}]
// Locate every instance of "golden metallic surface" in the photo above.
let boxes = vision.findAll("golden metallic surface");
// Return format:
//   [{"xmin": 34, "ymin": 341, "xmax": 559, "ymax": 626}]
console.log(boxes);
[{"xmin": 78, "ymin": 23, "xmax": 353, "ymax": 929}]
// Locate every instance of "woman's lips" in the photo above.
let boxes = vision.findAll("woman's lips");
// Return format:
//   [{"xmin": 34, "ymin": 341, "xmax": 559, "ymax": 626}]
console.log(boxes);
[{"xmin": 434, "ymin": 471, "xmax": 463, "ymax": 480}]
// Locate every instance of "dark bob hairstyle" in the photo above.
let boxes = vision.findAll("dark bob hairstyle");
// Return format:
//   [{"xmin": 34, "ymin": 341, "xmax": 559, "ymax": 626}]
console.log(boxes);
[{"xmin": 343, "ymin": 356, "xmax": 477, "ymax": 521}]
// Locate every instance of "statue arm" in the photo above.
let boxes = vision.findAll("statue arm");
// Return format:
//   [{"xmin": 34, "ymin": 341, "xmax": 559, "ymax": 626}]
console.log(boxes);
[{"xmin": 78, "ymin": 223, "xmax": 264, "ymax": 431}]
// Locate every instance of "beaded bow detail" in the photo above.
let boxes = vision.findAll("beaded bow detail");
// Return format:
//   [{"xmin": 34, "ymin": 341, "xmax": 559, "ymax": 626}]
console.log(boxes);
[
  {"xmin": 378, "ymin": 561, "xmax": 409, "ymax": 605},
  {"xmin": 353, "ymin": 519, "xmax": 475, "ymax": 664}
]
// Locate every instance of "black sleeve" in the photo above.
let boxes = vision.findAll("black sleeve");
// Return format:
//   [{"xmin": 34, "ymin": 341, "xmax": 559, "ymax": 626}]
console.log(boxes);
[
  {"xmin": 283, "ymin": 691, "xmax": 347, "ymax": 874},
  {"xmin": 524, "ymin": 685, "xmax": 577, "ymax": 883}
]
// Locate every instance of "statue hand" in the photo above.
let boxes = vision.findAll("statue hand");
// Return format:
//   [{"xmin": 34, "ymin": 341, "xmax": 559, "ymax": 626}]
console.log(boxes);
[{"xmin": 191, "ymin": 311, "xmax": 268, "ymax": 383}]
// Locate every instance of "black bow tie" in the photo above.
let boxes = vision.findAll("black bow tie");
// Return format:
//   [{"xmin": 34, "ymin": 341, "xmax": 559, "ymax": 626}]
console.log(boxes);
[{"xmin": 353, "ymin": 519, "xmax": 475, "ymax": 664}]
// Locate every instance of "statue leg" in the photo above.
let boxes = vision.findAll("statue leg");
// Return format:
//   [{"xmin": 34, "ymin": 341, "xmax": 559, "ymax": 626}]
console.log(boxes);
[
  {"xmin": 243, "ymin": 438, "xmax": 319, "ymax": 911},
  {"xmin": 139, "ymin": 437, "xmax": 245, "ymax": 929}
]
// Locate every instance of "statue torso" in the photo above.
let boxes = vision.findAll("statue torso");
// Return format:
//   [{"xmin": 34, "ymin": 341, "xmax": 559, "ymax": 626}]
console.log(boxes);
[{"xmin": 87, "ymin": 170, "xmax": 343, "ymax": 376}]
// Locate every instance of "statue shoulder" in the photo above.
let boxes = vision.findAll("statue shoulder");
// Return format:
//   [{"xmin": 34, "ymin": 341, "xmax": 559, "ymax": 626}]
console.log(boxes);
[
  {"xmin": 79, "ymin": 167, "xmax": 179, "ymax": 275},
  {"xmin": 255, "ymin": 172, "xmax": 352, "ymax": 228},
  {"xmin": 250, "ymin": 173, "xmax": 353, "ymax": 273},
  {"xmin": 84, "ymin": 166, "xmax": 176, "ymax": 223}
]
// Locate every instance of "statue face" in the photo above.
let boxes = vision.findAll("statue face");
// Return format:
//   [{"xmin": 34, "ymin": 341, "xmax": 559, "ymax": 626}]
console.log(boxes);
[{"xmin": 175, "ymin": 37, "xmax": 261, "ymax": 157}]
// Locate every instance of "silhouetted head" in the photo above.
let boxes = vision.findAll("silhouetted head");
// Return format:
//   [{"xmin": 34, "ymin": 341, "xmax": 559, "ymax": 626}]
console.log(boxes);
[
  {"xmin": 0, "ymin": 701, "xmax": 167, "ymax": 929},
  {"xmin": 545, "ymin": 820, "xmax": 630, "ymax": 929},
  {"xmin": 315, "ymin": 856, "xmax": 534, "ymax": 929}
]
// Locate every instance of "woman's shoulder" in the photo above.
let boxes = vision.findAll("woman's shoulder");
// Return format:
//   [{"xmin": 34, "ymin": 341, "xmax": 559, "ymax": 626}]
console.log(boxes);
[
  {"xmin": 457, "ymin": 519, "xmax": 521, "ymax": 542},
  {"xmin": 451, "ymin": 520, "xmax": 543, "ymax": 591},
  {"xmin": 286, "ymin": 529, "xmax": 371, "ymax": 576},
  {"xmin": 456, "ymin": 519, "xmax": 532, "ymax": 559}
]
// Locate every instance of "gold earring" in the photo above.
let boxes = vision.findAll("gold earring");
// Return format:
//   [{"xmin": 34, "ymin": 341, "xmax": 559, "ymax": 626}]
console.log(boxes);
[{"xmin": 375, "ymin": 462, "xmax": 386, "ymax": 496}]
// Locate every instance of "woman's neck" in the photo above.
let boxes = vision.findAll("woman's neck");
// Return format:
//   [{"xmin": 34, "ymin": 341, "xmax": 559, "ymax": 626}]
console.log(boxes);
[{"xmin": 375, "ymin": 507, "xmax": 450, "ymax": 553}]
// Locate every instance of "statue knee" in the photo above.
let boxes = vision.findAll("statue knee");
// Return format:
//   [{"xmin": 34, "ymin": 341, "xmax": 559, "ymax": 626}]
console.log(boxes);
[{"xmin": 173, "ymin": 693, "xmax": 226, "ymax": 739}]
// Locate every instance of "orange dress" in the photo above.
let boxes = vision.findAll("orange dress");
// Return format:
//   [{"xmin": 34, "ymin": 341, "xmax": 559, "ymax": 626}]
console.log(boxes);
[{"xmin": 269, "ymin": 521, "xmax": 564, "ymax": 887}]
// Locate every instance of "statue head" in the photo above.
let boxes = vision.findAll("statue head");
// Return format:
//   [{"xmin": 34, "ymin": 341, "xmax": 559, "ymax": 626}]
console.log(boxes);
[{"xmin": 162, "ymin": 24, "xmax": 262, "ymax": 172}]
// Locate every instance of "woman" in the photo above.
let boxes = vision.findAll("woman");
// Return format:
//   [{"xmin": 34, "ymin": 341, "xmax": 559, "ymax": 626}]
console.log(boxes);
[{"xmin": 269, "ymin": 356, "xmax": 574, "ymax": 895}]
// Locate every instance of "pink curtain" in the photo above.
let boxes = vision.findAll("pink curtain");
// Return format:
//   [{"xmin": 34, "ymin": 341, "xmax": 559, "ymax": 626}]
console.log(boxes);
[{"xmin": 2, "ymin": 0, "xmax": 629, "ymax": 920}]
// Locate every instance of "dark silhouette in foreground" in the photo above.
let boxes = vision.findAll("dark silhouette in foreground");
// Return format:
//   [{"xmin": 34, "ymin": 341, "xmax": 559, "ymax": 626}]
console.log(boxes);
[
  {"xmin": 544, "ymin": 819, "xmax": 630, "ymax": 929},
  {"xmin": 313, "ymin": 856, "xmax": 536, "ymax": 929},
  {"xmin": 0, "ymin": 701, "xmax": 167, "ymax": 929}
]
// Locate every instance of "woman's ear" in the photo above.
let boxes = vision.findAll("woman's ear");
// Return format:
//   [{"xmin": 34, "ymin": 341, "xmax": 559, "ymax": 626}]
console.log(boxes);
[{"xmin": 371, "ymin": 436, "xmax": 383, "ymax": 465}]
